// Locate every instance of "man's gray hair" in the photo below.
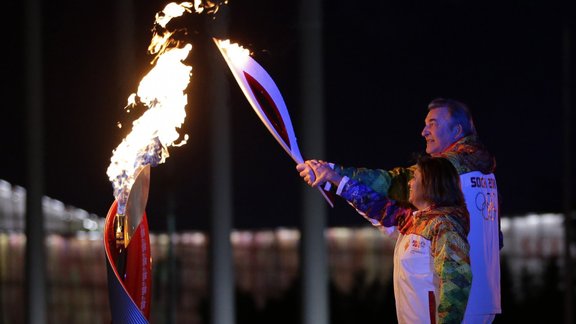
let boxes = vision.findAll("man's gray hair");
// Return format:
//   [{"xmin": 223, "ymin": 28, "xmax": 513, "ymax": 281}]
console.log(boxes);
[{"xmin": 428, "ymin": 98, "xmax": 477, "ymax": 136}]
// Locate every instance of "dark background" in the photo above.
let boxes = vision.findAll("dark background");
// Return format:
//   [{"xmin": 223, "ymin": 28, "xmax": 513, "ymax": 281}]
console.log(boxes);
[{"xmin": 1, "ymin": 0, "xmax": 574, "ymax": 232}]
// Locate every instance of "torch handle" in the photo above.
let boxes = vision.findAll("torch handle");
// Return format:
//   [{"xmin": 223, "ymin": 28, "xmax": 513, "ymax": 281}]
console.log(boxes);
[{"xmin": 317, "ymin": 187, "xmax": 334, "ymax": 208}]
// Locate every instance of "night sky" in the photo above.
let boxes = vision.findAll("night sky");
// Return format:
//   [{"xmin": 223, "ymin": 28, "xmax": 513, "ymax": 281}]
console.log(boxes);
[{"xmin": 1, "ymin": 0, "xmax": 574, "ymax": 232}]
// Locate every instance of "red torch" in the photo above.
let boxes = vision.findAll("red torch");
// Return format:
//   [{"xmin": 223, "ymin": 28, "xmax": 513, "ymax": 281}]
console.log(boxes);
[
  {"xmin": 104, "ymin": 165, "xmax": 152, "ymax": 322},
  {"xmin": 103, "ymin": 2, "xmax": 204, "ymax": 322},
  {"xmin": 104, "ymin": 2, "xmax": 227, "ymax": 321}
]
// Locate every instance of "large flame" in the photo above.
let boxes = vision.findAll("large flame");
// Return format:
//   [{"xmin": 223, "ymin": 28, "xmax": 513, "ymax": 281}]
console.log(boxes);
[{"xmin": 107, "ymin": 1, "xmax": 226, "ymax": 215}]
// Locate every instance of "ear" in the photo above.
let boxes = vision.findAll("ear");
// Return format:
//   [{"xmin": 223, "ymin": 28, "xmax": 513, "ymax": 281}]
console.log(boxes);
[{"xmin": 453, "ymin": 124, "xmax": 463, "ymax": 139}]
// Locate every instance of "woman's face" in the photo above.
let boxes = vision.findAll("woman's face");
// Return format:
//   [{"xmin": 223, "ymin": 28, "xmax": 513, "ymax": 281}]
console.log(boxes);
[{"xmin": 408, "ymin": 167, "xmax": 425, "ymax": 208}]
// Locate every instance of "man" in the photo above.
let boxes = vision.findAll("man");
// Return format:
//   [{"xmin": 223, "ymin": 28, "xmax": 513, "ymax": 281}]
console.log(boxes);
[{"xmin": 298, "ymin": 98, "xmax": 501, "ymax": 323}]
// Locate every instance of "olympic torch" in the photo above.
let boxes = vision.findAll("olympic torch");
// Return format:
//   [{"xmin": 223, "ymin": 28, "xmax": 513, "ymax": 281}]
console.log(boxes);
[
  {"xmin": 104, "ymin": 165, "xmax": 152, "ymax": 322},
  {"xmin": 102, "ymin": 2, "xmax": 215, "ymax": 322},
  {"xmin": 104, "ymin": 2, "xmax": 229, "ymax": 321},
  {"xmin": 213, "ymin": 38, "xmax": 334, "ymax": 207}
]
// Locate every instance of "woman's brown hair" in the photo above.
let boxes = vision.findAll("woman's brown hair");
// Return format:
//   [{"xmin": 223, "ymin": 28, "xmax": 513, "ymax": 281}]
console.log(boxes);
[{"xmin": 417, "ymin": 156, "xmax": 466, "ymax": 207}]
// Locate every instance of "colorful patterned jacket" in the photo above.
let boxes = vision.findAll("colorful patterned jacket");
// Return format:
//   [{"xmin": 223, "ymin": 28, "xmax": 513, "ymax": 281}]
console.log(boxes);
[
  {"xmin": 331, "ymin": 134, "xmax": 501, "ymax": 317},
  {"xmin": 332, "ymin": 135, "xmax": 496, "ymax": 202},
  {"xmin": 339, "ymin": 179, "xmax": 472, "ymax": 323}
]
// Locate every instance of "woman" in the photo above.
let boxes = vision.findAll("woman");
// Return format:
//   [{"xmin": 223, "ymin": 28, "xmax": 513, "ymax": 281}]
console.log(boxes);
[{"xmin": 299, "ymin": 156, "xmax": 472, "ymax": 324}]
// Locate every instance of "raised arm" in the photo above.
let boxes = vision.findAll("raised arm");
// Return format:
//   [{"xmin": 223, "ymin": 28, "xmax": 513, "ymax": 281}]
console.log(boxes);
[{"xmin": 333, "ymin": 164, "xmax": 415, "ymax": 202}]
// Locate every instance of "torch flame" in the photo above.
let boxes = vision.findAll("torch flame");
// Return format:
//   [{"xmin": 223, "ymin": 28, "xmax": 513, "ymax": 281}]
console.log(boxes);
[
  {"xmin": 155, "ymin": 1, "xmax": 227, "ymax": 29},
  {"xmin": 107, "ymin": 1, "xmax": 229, "ymax": 215},
  {"xmin": 214, "ymin": 39, "xmax": 251, "ymax": 67},
  {"xmin": 107, "ymin": 2, "xmax": 195, "ymax": 215},
  {"xmin": 155, "ymin": 2, "xmax": 193, "ymax": 28}
]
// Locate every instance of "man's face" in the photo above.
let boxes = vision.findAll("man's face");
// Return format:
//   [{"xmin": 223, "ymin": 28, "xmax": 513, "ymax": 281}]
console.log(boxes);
[{"xmin": 421, "ymin": 107, "xmax": 459, "ymax": 155}]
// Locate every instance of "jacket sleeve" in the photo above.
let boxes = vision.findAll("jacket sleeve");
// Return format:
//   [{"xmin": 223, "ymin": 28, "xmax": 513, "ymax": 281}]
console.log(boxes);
[
  {"xmin": 333, "ymin": 165, "xmax": 415, "ymax": 202},
  {"xmin": 432, "ymin": 219, "xmax": 473, "ymax": 324},
  {"xmin": 339, "ymin": 179, "xmax": 411, "ymax": 229}
]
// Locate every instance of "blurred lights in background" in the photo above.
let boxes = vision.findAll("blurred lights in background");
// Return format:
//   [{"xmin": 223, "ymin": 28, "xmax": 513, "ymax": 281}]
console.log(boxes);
[{"xmin": 0, "ymin": 178, "xmax": 571, "ymax": 323}]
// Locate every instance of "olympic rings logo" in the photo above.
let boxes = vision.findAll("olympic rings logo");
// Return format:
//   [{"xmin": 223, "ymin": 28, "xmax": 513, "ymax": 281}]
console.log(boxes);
[{"xmin": 475, "ymin": 191, "xmax": 497, "ymax": 221}]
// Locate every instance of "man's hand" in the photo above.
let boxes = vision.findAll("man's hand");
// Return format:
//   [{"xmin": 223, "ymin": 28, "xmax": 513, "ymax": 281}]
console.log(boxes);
[
  {"xmin": 296, "ymin": 162, "xmax": 316, "ymax": 186},
  {"xmin": 297, "ymin": 160, "xmax": 343, "ymax": 188}
]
